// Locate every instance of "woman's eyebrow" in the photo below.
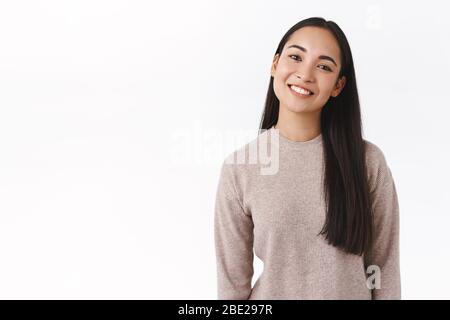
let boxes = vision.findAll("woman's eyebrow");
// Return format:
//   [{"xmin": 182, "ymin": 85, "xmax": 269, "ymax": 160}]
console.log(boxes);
[{"xmin": 287, "ymin": 44, "xmax": 337, "ymax": 67}]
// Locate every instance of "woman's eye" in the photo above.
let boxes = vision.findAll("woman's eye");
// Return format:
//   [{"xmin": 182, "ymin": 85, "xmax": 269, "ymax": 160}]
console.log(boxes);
[
  {"xmin": 319, "ymin": 65, "xmax": 332, "ymax": 72},
  {"xmin": 289, "ymin": 54, "xmax": 333, "ymax": 71}
]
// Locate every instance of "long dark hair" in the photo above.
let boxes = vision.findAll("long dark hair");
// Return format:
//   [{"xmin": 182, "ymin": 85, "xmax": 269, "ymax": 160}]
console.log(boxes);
[{"xmin": 259, "ymin": 17, "xmax": 373, "ymax": 256}]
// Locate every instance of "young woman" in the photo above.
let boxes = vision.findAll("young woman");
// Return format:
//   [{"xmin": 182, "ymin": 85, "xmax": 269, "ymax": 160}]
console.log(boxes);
[{"xmin": 214, "ymin": 17, "xmax": 401, "ymax": 299}]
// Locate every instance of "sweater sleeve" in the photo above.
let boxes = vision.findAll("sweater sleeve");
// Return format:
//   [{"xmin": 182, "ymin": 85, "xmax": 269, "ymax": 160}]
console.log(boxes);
[
  {"xmin": 214, "ymin": 159, "xmax": 254, "ymax": 300},
  {"xmin": 364, "ymin": 143, "xmax": 401, "ymax": 300}
]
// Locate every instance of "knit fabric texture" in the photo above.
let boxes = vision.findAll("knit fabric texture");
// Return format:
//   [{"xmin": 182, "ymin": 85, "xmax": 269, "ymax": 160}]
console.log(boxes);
[{"xmin": 214, "ymin": 127, "xmax": 401, "ymax": 299}]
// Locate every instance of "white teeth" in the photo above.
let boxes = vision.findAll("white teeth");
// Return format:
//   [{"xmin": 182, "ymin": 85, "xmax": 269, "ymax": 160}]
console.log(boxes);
[{"xmin": 290, "ymin": 85, "xmax": 312, "ymax": 95}]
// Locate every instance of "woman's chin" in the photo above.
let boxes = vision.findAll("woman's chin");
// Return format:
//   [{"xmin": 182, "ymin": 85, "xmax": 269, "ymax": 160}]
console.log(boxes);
[{"xmin": 284, "ymin": 103, "xmax": 313, "ymax": 113}]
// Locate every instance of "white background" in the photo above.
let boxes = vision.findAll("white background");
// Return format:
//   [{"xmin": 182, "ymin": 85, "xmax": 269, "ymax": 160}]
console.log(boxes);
[{"xmin": 0, "ymin": 0, "xmax": 449, "ymax": 299}]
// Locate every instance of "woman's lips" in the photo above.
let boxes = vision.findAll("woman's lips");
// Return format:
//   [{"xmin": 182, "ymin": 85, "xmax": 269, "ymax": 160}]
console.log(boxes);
[{"xmin": 288, "ymin": 85, "xmax": 314, "ymax": 98}]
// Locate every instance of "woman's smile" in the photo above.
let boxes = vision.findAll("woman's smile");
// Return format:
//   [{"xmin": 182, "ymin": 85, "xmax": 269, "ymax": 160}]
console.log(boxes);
[{"xmin": 288, "ymin": 84, "xmax": 315, "ymax": 98}]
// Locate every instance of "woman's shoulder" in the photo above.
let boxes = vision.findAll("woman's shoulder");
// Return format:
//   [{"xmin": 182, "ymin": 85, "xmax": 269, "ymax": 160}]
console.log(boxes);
[
  {"xmin": 218, "ymin": 129, "xmax": 274, "ymax": 183},
  {"xmin": 222, "ymin": 128, "xmax": 272, "ymax": 167},
  {"xmin": 363, "ymin": 139, "xmax": 393, "ymax": 192},
  {"xmin": 364, "ymin": 139, "xmax": 387, "ymax": 166}
]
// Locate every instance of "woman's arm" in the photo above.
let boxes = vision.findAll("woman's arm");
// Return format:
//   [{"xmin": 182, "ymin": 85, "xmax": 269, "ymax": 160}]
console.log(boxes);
[
  {"xmin": 214, "ymin": 160, "xmax": 254, "ymax": 300},
  {"xmin": 364, "ymin": 143, "xmax": 401, "ymax": 299}
]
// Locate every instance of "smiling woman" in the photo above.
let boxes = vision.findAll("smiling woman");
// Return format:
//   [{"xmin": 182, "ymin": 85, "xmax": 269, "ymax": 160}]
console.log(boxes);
[
  {"xmin": 271, "ymin": 25, "xmax": 346, "ymax": 117},
  {"xmin": 214, "ymin": 17, "xmax": 401, "ymax": 300}
]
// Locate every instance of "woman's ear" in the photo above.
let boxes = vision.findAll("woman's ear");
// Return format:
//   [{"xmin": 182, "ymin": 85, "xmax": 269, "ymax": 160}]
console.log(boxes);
[
  {"xmin": 331, "ymin": 76, "xmax": 346, "ymax": 97},
  {"xmin": 271, "ymin": 54, "xmax": 280, "ymax": 78}
]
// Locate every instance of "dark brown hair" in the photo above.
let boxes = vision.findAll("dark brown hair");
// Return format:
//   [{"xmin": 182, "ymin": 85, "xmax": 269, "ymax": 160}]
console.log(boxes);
[{"xmin": 259, "ymin": 17, "xmax": 373, "ymax": 256}]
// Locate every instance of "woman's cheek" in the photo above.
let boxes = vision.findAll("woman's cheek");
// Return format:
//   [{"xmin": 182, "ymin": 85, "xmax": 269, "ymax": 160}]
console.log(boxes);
[{"xmin": 317, "ymin": 82, "xmax": 333, "ymax": 98}]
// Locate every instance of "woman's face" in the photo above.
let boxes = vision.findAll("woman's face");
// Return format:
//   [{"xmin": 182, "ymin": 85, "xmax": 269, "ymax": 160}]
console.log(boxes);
[{"xmin": 271, "ymin": 26, "xmax": 346, "ymax": 114}]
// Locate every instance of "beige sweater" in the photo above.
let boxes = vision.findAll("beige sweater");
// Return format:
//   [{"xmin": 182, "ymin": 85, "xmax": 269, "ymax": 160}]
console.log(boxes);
[{"xmin": 214, "ymin": 127, "xmax": 401, "ymax": 300}]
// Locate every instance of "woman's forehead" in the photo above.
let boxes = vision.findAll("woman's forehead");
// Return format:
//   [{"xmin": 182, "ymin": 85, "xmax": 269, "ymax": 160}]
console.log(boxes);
[{"xmin": 285, "ymin": 27, "xmax": 341, "ymax": 63}]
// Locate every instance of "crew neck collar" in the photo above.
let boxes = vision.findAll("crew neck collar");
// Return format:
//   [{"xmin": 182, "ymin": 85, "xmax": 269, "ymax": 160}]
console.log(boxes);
[{"xmin": 269, "ymin": 125, "xmax": 323, "ymax": 148}]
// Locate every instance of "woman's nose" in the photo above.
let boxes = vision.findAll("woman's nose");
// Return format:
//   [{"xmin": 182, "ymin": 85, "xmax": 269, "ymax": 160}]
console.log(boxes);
[{"xmin": 296, "ymin": 65, "xmax": 315, "ymax": 82}]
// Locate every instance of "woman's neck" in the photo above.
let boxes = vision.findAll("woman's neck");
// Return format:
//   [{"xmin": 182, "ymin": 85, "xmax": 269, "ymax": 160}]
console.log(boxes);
[{"xmin": 274, "ymin": 107, "xmax": 321, "ymax": 142}]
